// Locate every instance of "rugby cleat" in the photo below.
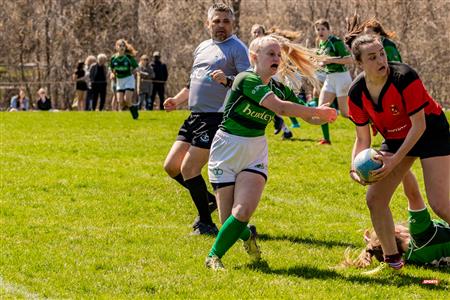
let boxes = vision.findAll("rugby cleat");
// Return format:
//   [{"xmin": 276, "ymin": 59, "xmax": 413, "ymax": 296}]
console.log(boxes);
[
  {"xmin": 362, "ymin": 262, "xmax": 403, "ymax": 276},
  {"xmin": 282, "ymin": 131, "xmax": 293, "ymax": 140},
  {"xmin": 191, "ymin": 221, "xmax": 219, "ymax": 236},
  {"xmin": 317, "ymin": 138, "xmax": 331, "ymax": 145},
  {"xmin": 243, "ymin": 225, "xmax": 261, "ymax": 262},
  {"xmin": 205, "ymin": 255, "xmax": 225, "ymax": 271},
  {"xmin": 129, "ymin": 104, "xmax": 139, "ymax": 119}
]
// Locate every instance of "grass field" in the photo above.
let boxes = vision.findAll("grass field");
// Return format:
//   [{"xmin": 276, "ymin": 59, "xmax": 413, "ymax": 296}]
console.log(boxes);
[{"xmin": 1, "ymin": 111, "xmax": 449, "ymax": 299}]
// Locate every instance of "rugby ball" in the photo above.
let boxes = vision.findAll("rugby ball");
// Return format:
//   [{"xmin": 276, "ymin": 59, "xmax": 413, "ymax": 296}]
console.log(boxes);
[{"xmin": 354, "ymin": 148, "xmax": 383, "ymax": 182}]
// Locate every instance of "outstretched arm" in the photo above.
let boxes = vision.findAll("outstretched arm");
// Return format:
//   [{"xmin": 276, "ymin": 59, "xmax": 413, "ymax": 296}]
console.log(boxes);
[{"xmin": 260, "ymin": 93, "xmax": 337, "ymax": 125}]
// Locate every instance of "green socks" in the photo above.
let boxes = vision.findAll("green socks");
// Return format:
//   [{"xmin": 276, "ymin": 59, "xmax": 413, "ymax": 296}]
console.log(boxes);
[
  {"xmin": 321, "ymin": 123, "xmax": 330, "ymax": 141},
  {"xmin": 209, "ymin": 215, "xmax": 249, "ymax": 258}
]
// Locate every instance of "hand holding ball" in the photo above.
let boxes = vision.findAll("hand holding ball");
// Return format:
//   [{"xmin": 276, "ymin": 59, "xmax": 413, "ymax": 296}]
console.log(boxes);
[{"xmin": 353, "ymin": 148, "xmax": 383, "ymax": 182}]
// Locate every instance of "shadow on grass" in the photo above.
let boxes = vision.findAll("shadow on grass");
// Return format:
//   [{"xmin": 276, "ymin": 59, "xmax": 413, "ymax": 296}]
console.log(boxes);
[
  {"xmin": 279, "ymin": 138, "xmax": 316, "ymax": 142},
  {"xmin": 258, "ymin": 233, "xmax": 356, "ymax": 248},
  {"xmin": 243, "ymin": 261, "xmax": 448, "ymax": 290}
]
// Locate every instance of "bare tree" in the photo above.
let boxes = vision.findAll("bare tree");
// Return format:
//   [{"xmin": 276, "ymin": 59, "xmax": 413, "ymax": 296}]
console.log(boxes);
[{"xmin": 0, "ymin": 0, "xmax": 448, "ymax": 109}]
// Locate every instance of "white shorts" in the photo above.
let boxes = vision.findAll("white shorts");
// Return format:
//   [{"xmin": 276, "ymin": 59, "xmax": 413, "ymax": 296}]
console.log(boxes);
[
  {"xmin": 116, "ymin": 75, "xmax": 136, "ymax": 92},
  {"xmin": 322, "ymin": 71, "xmax": 352, "ymax": 97},
  {"xmin": 208, "ymin": 129, "xmax": 268, "ymax": 188}
]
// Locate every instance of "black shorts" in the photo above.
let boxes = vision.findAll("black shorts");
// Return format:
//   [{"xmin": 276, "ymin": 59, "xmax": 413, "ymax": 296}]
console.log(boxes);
[
  {"xmin": 76, "ymin": 81, "xmax": 88, "ymax": 91},
  {"xmin": 380, "ymin": 112, "xmax": 450, "ymax": 159},
  {"xmin": 176, "ymin": 112, "xmax": 223, "ymax": 149}
]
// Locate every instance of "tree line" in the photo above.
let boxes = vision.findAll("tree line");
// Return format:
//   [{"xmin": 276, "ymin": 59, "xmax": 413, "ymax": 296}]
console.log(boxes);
[{"xmin": 1, "ymin": 0, "xmax": 449, "ymax": 109}]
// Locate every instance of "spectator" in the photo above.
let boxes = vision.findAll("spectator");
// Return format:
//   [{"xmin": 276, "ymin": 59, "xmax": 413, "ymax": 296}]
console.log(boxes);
[
  {"xmin": 9, "ymin": 88, "xmax": 30, "ymax": 111},
  {"xmin": 84, "ymin": 55, "xmax": 97, "ymax": 111},
  {"xmin": 151, "ymin": 51, "xmax": 168, "ymax": 110},
  {"xmin": 72, "ymin": 60, "xmax": 88, "ymax": 111},
  {"xmin": 36, "ymin": 88, "xmax": 52, "ymax": 111},
  {"xmin": 90, "ymin": 53, "xmax": 108, "ymax": 111},
  {"xmin": 137, "ymin": 54, "xmax": 155, "ymax": 110}
]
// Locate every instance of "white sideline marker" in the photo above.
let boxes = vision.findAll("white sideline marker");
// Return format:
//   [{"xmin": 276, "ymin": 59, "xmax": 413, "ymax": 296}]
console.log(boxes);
[{"xmin": 0, "ymin": 275, "xmax": 40, "ymax": 299}]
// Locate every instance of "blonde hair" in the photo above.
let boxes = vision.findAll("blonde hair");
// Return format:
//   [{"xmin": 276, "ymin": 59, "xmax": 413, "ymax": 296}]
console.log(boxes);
[
  {"xmin": 267, "ymin": 27, "xmax": 301, "ymax": 42},
  {"xmin": 97, "ymin": 53, "xmax": 107, "ymax": 63},
  {"xmin": 341, "ymin": 225, "xmax": 409, "ymax": 268},
  {"xmin": 85, "ymin": 55, "xmax": 97, "ymax": 67},
  {"xmin": 249, "ymin": 35, "xmax": 326, "ymax": 90}
]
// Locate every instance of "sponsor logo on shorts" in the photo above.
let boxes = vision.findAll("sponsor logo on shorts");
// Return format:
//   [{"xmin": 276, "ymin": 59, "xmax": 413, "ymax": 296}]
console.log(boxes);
[
  {"xmin": 254, "ymin": 163, "xmax": 266, "ymax": 169},
  {"xmin": 200, "ymin": 133, "xmax": 210, "ymax": 143},
  {"xmin": 212, "ymin": 168, "xmax": 223, "ymax": 176}
]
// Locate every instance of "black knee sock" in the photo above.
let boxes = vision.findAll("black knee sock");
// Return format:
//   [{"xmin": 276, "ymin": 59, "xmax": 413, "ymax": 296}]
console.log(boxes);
[
  {"xmin": 173, "ymin": 173, "xmax": 216, "ymax": 206},
  {"xmin": 173, "ymin": 173, "xmax": 187, "ymax": 188},
  {"xmin": 184, "ymin": 175, "xmax": 213, "ymax": 225}
]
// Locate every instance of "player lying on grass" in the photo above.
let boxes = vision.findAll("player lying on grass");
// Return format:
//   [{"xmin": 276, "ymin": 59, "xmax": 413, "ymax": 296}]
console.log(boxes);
[
  {"xmin": 343, "ymin": 201, "xmax": 450, "ymax": 274},
  {"xmin": 205, "ymin": 34, "xmax": 337, "ymax": 271}
]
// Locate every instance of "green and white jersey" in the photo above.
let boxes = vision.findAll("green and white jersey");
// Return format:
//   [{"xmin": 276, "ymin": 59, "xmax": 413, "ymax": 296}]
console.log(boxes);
[
  {"xmin": 405, "ymin": 208, "xmax": 450, "ymax": 267},
  {"xmin": 382, "ymin": 37, "xmax": 402, "ymax": 63},
  {"xmin": 220, "ymin": 71, "xmax": 301, "ymax": 137},
  {"xmin": 110, "ymin": 54, "xmax": 138, "ymax": 79},
  {"xmin": 317, "ymin": 35, "xmax": 350, "ymax": 73}
]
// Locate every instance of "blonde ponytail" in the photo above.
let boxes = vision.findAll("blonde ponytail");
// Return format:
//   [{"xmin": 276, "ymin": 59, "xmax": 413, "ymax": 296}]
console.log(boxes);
[{"xmin": 273, "ymin": 34, "xmax": 326, "ymax": 90}]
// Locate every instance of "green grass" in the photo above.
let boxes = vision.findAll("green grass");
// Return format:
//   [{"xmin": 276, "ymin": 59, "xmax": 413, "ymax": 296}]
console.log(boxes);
[{"xmin": 1, "ymin": 111, "xmax": 449, "ymax": 299}]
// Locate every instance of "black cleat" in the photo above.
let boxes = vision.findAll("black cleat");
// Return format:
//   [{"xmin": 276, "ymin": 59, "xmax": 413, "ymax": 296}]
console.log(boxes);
[
  {"xmin": 129, "ymin": 105, "xmax": 139, "ymax": 120},
  {"xmin": 191, "ymin": 221, "xmax": 219, "ymax": 236},
  {"xmin": 273, "ymin": 115, "xmax": 284, "ymax": 135},
  {"xmin": 282, "ymin": 131, "xmax": 293, "ymax": 139}
]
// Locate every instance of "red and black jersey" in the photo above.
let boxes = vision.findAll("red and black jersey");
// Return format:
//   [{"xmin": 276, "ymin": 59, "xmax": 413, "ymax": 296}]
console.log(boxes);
[{"xmin": 348, "ymin": 62, "xmax": 442, "ymax": 140}]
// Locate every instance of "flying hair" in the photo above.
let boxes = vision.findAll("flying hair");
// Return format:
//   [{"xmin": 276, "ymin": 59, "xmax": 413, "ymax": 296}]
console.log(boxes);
[
  {"xmin": 345, "ymin": 16, "xmax": 397, "ymax": 49},
  {"xmin": 249, "ymin": 35, "xmax": 326, "ymax": 90}
]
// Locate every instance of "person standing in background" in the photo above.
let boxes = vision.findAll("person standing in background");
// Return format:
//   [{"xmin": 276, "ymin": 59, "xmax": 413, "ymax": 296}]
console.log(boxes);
[
  {"xmin": 90, "ymin": 53, "xmax": 108, "ymax": 111},
  {"xmin": 151, "ymin": 51, "xmax": 168, "ymax": 110},
  {"xmin": 137, "ymin": 54, "xmax": 155, "ymax": 110},
  {"xmin": 84, "ymin": 55, "xmax": 97, "ymax": 111},
  {"xmin": 72, "ymin": 61, "xmax": 88, "ymax": 111}
]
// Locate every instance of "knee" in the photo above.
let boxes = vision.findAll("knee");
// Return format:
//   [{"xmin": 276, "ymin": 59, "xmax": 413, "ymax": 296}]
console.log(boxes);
[
  {"xmin": 366, "ymin": 193, "xmax": 387, "ymax": 212},
  {"xmin": 163, "ymin": 160, "xmax": 179, "ymax": 178},
  {"xmin": 180, "ymin": 161, "xmax": 202, "ymax": 179},
  {"xmin": 232, "ymin": 204, "xmax": 252, "ymax": 222}
]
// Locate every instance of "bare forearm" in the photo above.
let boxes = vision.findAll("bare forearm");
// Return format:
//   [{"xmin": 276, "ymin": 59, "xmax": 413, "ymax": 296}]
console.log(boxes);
[
  {"xmin": 275, "ymin": 101, "xmax": 318, "ymax": 122},
  {"xmin": 173, "ymin": 88, "xmax": 189, "ymax": 105},
  {"xmin": 327, "ymin": 56, "xmax": 353, "ymax": 65}
]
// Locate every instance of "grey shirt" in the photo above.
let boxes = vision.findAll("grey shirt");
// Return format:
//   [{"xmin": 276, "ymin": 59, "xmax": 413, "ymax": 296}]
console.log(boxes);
[
  {"xmin": 188, "ymin": 35, "xmax": 250, "ymax": 112},
  {"xmin": 137, "ymin": 64, "xmax": 154, "ymax": 94}
]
